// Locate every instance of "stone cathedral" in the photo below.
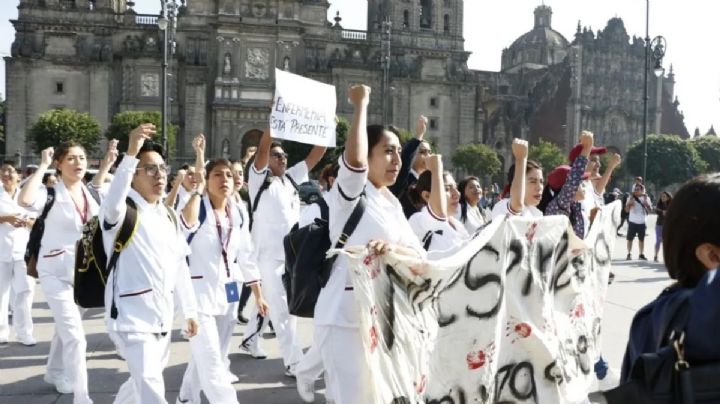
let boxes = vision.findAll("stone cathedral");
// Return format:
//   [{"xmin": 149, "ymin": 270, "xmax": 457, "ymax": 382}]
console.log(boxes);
[{"xmin": 4, "ymin": 0, "xmax": 688, "ymax": 169}]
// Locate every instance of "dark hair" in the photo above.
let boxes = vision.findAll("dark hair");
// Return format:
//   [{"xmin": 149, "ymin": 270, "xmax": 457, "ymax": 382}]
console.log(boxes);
[
  {"xmin": 270, "ymin": 141, "xmax": 283, "ymax": 150},
  {"xmin": 458, "ymin": 176, "xmax": 481, "ymax": 223},
  {"xmin": 137, "ymin": 141, "xmax": 165, "ymax": 160},
  {"xmin": 180, "ymin": 164, "xmax": 191, "ymax": 171},
  {"xmin": 1, "ymin": 160, "xmax": 17, "ymax": 169},
  {"xmin": 320, "ymin": 163, "xmax": 340, "ymax": 190},
  {"xmin": 663, "ymin": 174, "xmax": 720, "ymax": 288},
  {"xmin": 502, "ymin": 160, "xmax": 542, "ymax": 198},
  {"xmin": 204, "ymin": 158, "xmax": 233, "ymax": 180},
  {"xmin": 42, "ymin": 172, "xmax": 57, "ymax": 185},
  {"xmin": 367, "ymin": 125, "xmax": 398, "ymax": 157},
  {"xmin": 409, "ymin": 170, "xmax": 433, "ymax": 209},
  {"xmin": 53, "ymin": 141, "xmax": 86, "ymax": 176},
  {"xmin": 537, "ymin": 184, "xmax": 555, "ymax": 214}
]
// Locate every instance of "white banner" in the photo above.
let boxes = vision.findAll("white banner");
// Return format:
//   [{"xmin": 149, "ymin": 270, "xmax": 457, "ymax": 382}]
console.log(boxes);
[
  {"xmin": 342, "ymin": 201, "xmax": 621, "ymax": 403},
  {"xmin": 270, "ymin": 69, "xmax": 337, "ymax": 147}
]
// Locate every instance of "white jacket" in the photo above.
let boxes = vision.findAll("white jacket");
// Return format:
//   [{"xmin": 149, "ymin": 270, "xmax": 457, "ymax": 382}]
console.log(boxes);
[
  {"xmin": 185, "ymin": 195, "xmax": 260, "ymax": 316},
  {"xmin": 101, "ymin": 156, "xmax": 197, "ymax": 334}
]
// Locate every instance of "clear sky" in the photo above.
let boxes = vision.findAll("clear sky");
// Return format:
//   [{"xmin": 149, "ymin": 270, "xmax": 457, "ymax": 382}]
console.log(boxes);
[{"xmin": 2, "ymin": 0, "xmax": 718, "ymax": 135}]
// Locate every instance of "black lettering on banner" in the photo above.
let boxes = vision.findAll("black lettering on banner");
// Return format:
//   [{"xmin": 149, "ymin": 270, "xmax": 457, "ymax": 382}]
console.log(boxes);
[
  {"xmin": 390, "ymin": 396, "xmax": 411, "ymax": 404},
  {"xmin": 550, "ymin": 233, "xmax": 570, "ymax": 294},
  {"xmin": 381, "ymin": 265, "xmax": 401, "ymax": 351},
  {"xmin": 494, "ymin": 362, "xmax": 538, "ymax": 403},
  {"xmin": 571, "ymin": 255, "xmax": 586, "ymax": 284},
  {"xmin": 593, "ymin": 232, "xmax": 611, "ymax": 266},
  {"xmin": 535, "ymin": 241, "xmax": 555, "ymax": 280},
  {"xmin": 460, "ymin": 244, "xmax": 505, "ymax": 322},
  {"xmin": 426, "ymin": 387, "xmax": 467, "ymax": 404},
  {"xmin": 505, "ymin": 239, "xmax": 525, "ymax": 276},
  {"xmin": 544, "ymin": 360, "xmax": 564, "ymax": 385}
]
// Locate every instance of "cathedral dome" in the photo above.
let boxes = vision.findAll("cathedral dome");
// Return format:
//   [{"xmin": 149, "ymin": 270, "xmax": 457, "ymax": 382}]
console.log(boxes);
[{"xmin": 501, "ymin": 5, "xmax": 569, "ymax": 73}]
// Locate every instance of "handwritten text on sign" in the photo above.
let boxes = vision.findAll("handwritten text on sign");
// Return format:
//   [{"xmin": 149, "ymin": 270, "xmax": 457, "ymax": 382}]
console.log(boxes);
[{"xmin": 271, "ymin": 69, "xmax": 337, "ymax": 147}]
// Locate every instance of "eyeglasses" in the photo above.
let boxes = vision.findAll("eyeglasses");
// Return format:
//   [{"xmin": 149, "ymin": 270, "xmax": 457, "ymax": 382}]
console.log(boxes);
[
  {"xmin": 136, "ymin": 164, "xmax": 168, "ymax": 177},
  {"xmin": 418, "ymin": 149, "xmax": 431, "ymax": 155},
  {"xmin": 271, "ymin": 152, "xmax": 288, "ymax": 160}
]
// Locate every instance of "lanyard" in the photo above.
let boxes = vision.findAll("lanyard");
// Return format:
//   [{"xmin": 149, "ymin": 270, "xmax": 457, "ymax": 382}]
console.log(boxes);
[
  {"xmin": 211, "ymin": 204, "xmax": 233, "ymax": 278},
  {"xmin": 71, "ymin": 190, "xmax": 89, "ymax": 224}
]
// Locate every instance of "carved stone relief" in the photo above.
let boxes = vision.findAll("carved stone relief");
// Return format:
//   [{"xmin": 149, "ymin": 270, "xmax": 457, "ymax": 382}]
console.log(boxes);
[
  {"xmin": 140, "ymin": 73, "xmax": 160, "ymax": 97},
  {"xmin": 244, "ymin": 48, "xmax": 270, "ymax": 80}
]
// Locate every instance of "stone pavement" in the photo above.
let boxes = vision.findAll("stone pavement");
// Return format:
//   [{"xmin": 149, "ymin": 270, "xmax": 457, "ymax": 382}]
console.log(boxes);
[{"xmin": 0, "ymin": 216, "xmax": 671, "ymax": 403}]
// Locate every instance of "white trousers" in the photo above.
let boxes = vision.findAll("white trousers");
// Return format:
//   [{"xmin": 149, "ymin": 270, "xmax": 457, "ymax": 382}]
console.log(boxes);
[
  {"xmin": 296, "ymin": 342, "xmax": 335, "ymax": 402},
  {"xmin": 0, "ymin": 259, "xmax": 34, "ymax": 341},
  {"xmin": 178, "ymin": 312, "xmax": 239, "ymax": 404},
  {"xmin": 110, "ymin": 331, "xmax": 171, "ymax": 404},
  {"xmin": 317, "ymin": 325, "xmax": 372, "ymax": 404},
  {"xmin": 40, "ymin": 275, "xmax": 92, "ymax": 404},
  {"xmin": 218, "ymin": 301, "xmax": 238, "ymax": 373},
  {"xmin": 243, "ymin": 259, "xmax": 303, "ymax": 367}
]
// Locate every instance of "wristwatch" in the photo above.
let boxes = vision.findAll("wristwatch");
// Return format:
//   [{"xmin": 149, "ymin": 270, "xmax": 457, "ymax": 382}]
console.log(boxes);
[{"xmin": 191, "ymin": 191, "xmax": 202, "ymax": 198}]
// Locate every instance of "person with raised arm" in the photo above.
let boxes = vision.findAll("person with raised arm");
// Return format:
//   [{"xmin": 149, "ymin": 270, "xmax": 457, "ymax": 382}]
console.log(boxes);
[
  {"xmin": 490, "ymin": 139, "xmax": 544, "ymax": 220},
  {"xmin": 100, "ymin": 124, "xmax": 198, "ymax": 404}
]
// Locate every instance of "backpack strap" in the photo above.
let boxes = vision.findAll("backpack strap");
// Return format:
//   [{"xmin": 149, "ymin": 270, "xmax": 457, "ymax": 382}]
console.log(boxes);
[
  {"xmin": 316, "ymin": 198, "xmax": 329, "ymax": 222},
  {"xmin": 285, "ymin": 174, "xmax": 300, "ymax": 191},
  {"xmin": 109, "ymin": 197, "xmax": 140, "ymax": 320},
  {"xmin": 40, "ymin": 187, "xmax": 56, "ymax": 221},
  {"xmin": 654, "ymin": 287, "xmax": 694, "ymax": 351},
  {"xmin": 87, "ymin": 185, "xmax": 101, "ymax": 205},
  {"xmin": 186, "ymin": 199, "xmax": 207, "ymax": 245},
  {"xmin": 251, "ymin": 171, "xmax": 273, "ymax": 216},
  {"xmin": 332, "ymin": 194, "xmax": 366, "ymax": 251}
]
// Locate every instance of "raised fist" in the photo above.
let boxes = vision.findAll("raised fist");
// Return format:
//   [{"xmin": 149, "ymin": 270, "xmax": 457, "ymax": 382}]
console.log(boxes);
[
  {"xmin": 348, "ymin": 85, "xmax": 371, "ymax": 107},
  {"xmin": 511, "ymin": 139, "xmax": 528, "ymax": 160}
]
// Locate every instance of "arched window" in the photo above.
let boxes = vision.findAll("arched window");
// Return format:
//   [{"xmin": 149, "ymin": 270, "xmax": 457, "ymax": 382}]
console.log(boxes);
[
  {"xmin": 443, "ymin": 13, "xmax": 450, "ymax": 33},
  {"xmin": 403, "ymin": 10, "xmax": 410, "ymax": 28},
  {"xmin": 420, "ymin": 0, "xmax": 432, "ymax": 29}
]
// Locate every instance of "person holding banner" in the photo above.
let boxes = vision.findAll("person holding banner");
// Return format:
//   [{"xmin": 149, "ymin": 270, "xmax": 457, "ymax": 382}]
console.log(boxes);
[
  {"xmin": 310, "ymin": 84, "xmax": 426, "ymax": 404},
  {"xmin": 490, "ymin": 139, "xmax": 544, "ymax": 220},
  {"xmin": 241, "ymin": 126, "xmax": 325, "ymax": 377},
  {"xmin": 408, "ymin": 155, "xmax": 470, "ymax": 252},
  {"xmin": 177, "ymin": 135, "xmax": 269, "ymax": 404}
]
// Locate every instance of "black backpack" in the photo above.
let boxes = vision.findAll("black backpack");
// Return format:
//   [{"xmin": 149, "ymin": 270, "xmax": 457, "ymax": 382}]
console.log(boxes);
[
  {"xmin": 74, "ymin": 198, "xmax": 139, "ymax": 309},
  {"xmin": 282, "ymin": 195, "xmax": 365, "ymax": 318},
  {"xmin": 24, "ymin": 188, "xmax": 56, "ymax": 278},
  {"xmin": 601, "ymin": 288, "xmax": 720, "ymax": 403}
]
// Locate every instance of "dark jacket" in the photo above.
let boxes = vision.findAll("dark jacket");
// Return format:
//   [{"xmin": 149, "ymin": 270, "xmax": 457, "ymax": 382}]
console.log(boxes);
[
  {"xmin": 389, "ymin": 138, "xmax": 422, "ymax": 218},
  {"xmin": 621, "ymin": 270, "xmax": 720, "ymax": 382}
]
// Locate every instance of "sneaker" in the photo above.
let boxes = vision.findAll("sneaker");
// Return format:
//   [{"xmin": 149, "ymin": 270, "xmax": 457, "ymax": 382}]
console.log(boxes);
[
  {"xmin": 296, "ymin": 378, "xmax": 315, "ymax": 402},
  {"xmin": 639, "ymin": 254, "xmax": 648, "ymax": 261},
  {"xmin": 284, "ymin": 363, "xmax": 297, "ymax": 378},
  {"xmin": 236, "ymin": 314, "xmax": 249, "ymax": 325},
  {"xmin": 19, "ymin": 336, "xmax": 36, "ymax": 346},
  {"xmin": 240, "ymin": 341, "xmax": 267, "ymax": 359},
  {"xmin": 626, "ymin": 254, "xmax": 632, "ymax": 260},
  {"xmin": 176, "ymin": 397, "xmax": 192, "ymax": 404},
  {"xmin": 0, "ymin": 339, "xmax": 8, "ymax": 348},
  {"xmin": 266, "ymin": 321, "xmax": 276, "ymax": 337},
  {"xmin": 653, "ymin": 256, "xmax": 658, "ymax": 262},
  {"xmin": 43, "ymin": 374, "xmax": 73, "ymax": 394}
]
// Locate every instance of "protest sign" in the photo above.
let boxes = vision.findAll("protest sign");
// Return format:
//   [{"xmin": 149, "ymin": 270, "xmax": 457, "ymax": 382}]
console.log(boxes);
[
  {"xmin": 270, "ymin": 69, "xmax": 337, "ymax": 147},
  {"xmin": 341, "ymin": 201, "xmax": 621, "ymax": 403}
]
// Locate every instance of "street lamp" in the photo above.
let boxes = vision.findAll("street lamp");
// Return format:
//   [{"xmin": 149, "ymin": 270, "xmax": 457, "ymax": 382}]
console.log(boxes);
[
  {"xmin": 158, "ymin": 0, "xmax": 177, "ymax": 160},
  {"xmin": 641, "ymin": 0, "xmax": 667, "ymax": 183},
  {"xmin": 380, "ymin": 17, "xmax": 392, "ymax": 125}
]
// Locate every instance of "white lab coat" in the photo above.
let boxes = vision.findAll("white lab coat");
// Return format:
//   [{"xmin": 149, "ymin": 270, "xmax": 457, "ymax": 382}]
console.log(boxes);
[
  {"xmin": 0, "ymin": 187, "xmax": 35, "ymax": 342},
  {"xmin": 26, "ymin": 180, "xmax": 100, "ymax": 404},
  {"xmin": 410, "ymin": 206, "xmax": 470, "ymax": 255},
  {"xmin": 101, "ymin": 156, "xmax": 198, "ymax": 404}
]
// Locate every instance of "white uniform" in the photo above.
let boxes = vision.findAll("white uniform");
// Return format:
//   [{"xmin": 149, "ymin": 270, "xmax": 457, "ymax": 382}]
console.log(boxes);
[
  {"xmin": 455, "ymin": 202, "xmax": 487, "ymax": 235},
  {"xmin": 314, "ymin": 155, "xmax": 424, "ymax": 404},
  {"xmin": 178, "ymin": 195, "xmax": 260, "ymax": 404},
  {"xmin": 0, "ymin": 187, "xmax": 35, "ymax": 343},
  {"xmin": 243, "ymin": 162, "xmax": 307, "ymax": 369},
  {"xmin": 490, "ymin": 198, "xmax": 543, "ymax": 221},
  {"xmin": 101, "ymin": 156, "xmax": 198, "ymax": 404},
  {"xmin": 26, "ymin": 181, "xmax": 100, "ymax": 404},
  {"xmin": 410, "ymin": 206, "xmax": 470, "ymax": 255},
  {"xmin": 174, "ymin": 186, "xmax": 193, "ymax": 212}
]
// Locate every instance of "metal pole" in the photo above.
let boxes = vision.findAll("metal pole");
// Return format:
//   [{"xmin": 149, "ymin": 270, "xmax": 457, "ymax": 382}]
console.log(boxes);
[
  {"xmin": 161, "ymin": 21, "xmax": 168, "ymax": 159},
  {"xmin": 641, "ymin": 0, "xmax": 649, "ymax": 182}
]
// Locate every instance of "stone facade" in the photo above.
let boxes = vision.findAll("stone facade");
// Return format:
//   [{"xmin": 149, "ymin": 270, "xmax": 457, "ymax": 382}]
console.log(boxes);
[{"xmin": 4, "ymin": 1, "xmax": 688, "ymax": 171}]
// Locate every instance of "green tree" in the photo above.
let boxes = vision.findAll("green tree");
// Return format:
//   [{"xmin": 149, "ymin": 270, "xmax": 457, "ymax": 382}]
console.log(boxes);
[
  {"xmin": 624, "ymin": 134, "xmax": 707, "ymax": 188},
  {"xmin": 691, "ymin": 135, "xmax": 720, "ymax": 173},
  {"xmin": 282, "ymin": 116, "xmax": 350, "ymax": 176},
  {"xmin": 529, "ymin": 139, "xmax": 566, "ymax": 171},
  {"xmin": 451, "ymin": 143, "xmax": 502, "ymax": 177},
  {"xmin": 29, "ymin": 108, "xmax": 101, "ymax": 154},
  {"xmin": 106, "ymin": 111, "xmax": 177, "ymax": 158}
]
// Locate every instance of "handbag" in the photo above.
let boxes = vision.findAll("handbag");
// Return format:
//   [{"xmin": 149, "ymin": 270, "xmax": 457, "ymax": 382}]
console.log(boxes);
[{"xmin": 602, "ymin": 288, "xmax": 720, "ymax": 403}]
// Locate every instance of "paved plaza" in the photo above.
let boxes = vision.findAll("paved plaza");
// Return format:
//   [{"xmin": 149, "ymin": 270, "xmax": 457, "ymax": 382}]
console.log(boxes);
[{"xmin": 0, "ymin": 217, "xmax": 670, "ymax": 404}]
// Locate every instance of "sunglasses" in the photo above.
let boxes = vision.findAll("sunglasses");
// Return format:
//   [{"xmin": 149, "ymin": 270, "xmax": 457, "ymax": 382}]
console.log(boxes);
[{"xmin": 271, "ymin": 152, "xmax": 288, "ymax": 159}]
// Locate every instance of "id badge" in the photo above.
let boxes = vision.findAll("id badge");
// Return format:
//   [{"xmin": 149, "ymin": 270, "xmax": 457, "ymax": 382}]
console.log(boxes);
[{"xmin": 225, "ymin": 282, "xmax": 240, "ymax": 303}]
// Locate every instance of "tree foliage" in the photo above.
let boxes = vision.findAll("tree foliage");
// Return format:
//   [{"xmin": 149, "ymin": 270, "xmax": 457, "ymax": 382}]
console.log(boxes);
[
  {"xmin": 29, "ymin": 108, "xmax": 101, "ymax": 154},
  {"xmin": 691, "ymin": 136, "xmax": 720, "ymax": 173},
  {"xmin": 451, "ymin": 143, "xmax": 502, "ymax": 177},
  {"xmin": 106, "ymin": 111, "xmax": 177, "ymax": 158},
  {"xmin": 624, "ymin": 134, "xmax": 707, "ymax": 187},
  {"xmin": 529, "ymin": 139, "xmax": 566, "ymax": 171}
]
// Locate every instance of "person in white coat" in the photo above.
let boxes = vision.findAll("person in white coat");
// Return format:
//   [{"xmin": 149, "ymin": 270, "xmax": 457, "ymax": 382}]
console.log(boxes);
[
  {"xmin": 18, "ymin": 140, "xmax": 116, "ymax": 403},
  {"xmin": 0, "ymin": 160, "xmax": 36, "ymax": 347},
  {"xmin": 101, "ymin": 124, "xmax": 199, "ymax": 404},
  {"xmin": 455, "ymin": 176, "xmax": 487, "ymax": 235},
  {"xmin": 176, "ymin": 137, "xmax": 270, "ymax": 404},
  {"xmin": 306, "ymin": 85, "xmax": 426, "ymax": 404},
  {"xmin": 408, "ymin": 156, "xmax": 470, "ymax": 253},
  {"xmin": 241, "ymin": 127, "xmax": 325, "ymax": 376}
]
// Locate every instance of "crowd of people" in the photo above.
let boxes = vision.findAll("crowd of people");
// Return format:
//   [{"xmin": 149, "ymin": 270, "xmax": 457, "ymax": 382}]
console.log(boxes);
[{"xmin": 1, "ymin": 83, "xmax": 715, "ymax": 404}]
